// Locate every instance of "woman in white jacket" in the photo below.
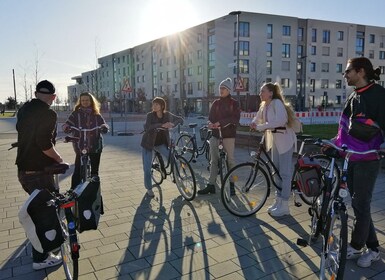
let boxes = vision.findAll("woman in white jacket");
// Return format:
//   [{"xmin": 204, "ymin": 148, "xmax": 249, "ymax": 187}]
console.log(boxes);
[{"xmin": 250, "ymin": 82, "xmax": 297, "ymax": 217}]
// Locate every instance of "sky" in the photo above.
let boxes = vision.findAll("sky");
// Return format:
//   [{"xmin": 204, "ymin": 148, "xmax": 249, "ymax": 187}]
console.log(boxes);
[{"xmin": 1, "ymin": 0, "xmax": 385, "ymax": 104}]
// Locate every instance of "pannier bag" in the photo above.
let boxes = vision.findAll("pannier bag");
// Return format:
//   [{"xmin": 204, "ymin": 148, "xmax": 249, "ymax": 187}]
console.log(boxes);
[
  {"xmin": 200, "ymin": 126, "xmax": 209, "ymax": 141},
  {"xmin": 18, "ymin": 189, "xmax": 64, "ymax": 253},
  {"xmin": 73, "ymin": 177, "xmax": 103, "ymax": 233},
  {"xmin": 295, "ymin": 156, "xmax": 322, "ymax": 197}
]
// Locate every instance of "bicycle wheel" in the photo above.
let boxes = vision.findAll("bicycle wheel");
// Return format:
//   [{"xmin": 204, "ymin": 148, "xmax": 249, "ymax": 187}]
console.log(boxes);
[
  {"xmin": 221, "ymin": 162, "xmax": 270, "ymax": 217},
  {"xmin": 320, "ymin": 209, "xmax": 347, "ymax": 280},
  {"xmin": 60, "ymin": 208, "xmax": 79, "ymax": 280},
  {"xmin": 151, "ymin": 153, "xmax": 164, "ymax": 185},
  {"xmin": 176, "ymin": 134, "xmax": 194, "ymax": 162},
  {"xmin": 299, "ymin": 154, "xmax": 340, "ymax": 206},
  {"xmin": 173, "ymin": 155, "xmax": 197, "ymax": 201}
]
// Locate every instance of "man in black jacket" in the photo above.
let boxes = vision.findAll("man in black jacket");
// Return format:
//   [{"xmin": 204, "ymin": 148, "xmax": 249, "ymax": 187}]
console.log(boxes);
[{"xmin": 16, "ymin": 80, "xmax": 64, "ymax": 270}]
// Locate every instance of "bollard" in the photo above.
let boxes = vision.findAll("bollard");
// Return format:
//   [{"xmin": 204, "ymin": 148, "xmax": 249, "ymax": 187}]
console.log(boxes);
[{"xmin": 111, "ymin": 117, "xmax": 114, "ymax": 136}]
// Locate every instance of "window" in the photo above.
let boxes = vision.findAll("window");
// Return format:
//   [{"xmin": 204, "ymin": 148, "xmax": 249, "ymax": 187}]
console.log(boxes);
[
  {"xmin": 239, "ymin": 21, "xmax": 250, "ymax": 37},
  {"xmin": 282, "ymin": 44, "xmax": 290, "ymax": 58},
  {"xmin": 380, "ymin": 66, "xmax": 385, "ymax": 74},
  {"xmin": 197, "ymin": 33, "xmax": 202, "ymax": 43},
  {"xmin": 188, "ymin": 67, "xmax": 193, "ymax": 76},
  {"xmin": 321, "ymin": 63, "xmax": 329, "ymax": 72},
  {"xmin": 159, "ymin": 59, "xmax": 163, "ymax": 66},
  {"xmin": 337, "ymin": 31, "xmax": 344, "ymax": 41},
  {"xmin": 208, "ymin": 34, "xmax": 215, "ymax": 50},
  {"xmin": 281, "ymin": 78, "xmax": 290, "ymax": 88},
  {"xmin": 323, "ymin": 30, "xmax": 331, "ymax": 43},
  {"xmin": 198, "ymin": 81, "xmax": 202, "ymax": 90},
  {"xmin": 297, "ymin": 45, "xmax": 304, "ymax": 57},
  {"xmin": 266, "ymin": 43, "xmax": 272, "ymax": 57},
  {"xmin": 282, "ymin": 61, "xmax": 290, "ymax": 71},
  {"xmin": 298, "ymin": 27, "xmax": 304, "ymax": 41},
  {"xmin": 369, "ymin": 50, "xmax": 374, "ymax": 59},
  {"xmin": 197, "ymin": 50, "xmax": 202, "ymax": 59},
  {"xmin": 322, "ymin": 46, "xmax": 330, "ymax": 56},
  {"xmin": 380, "ymin": 51, "xmax": 385, "ymax": 60},
  {"xmin": 160, "ymin": 72, "xmax": 163, "ymax": 80},
  {"xmin": 282, "ymin": 25, "xmax": 291, "ymax": 36},
  {"xmin": 174, "ymin": 84, "xmax": 178, "ymax": 92},
  {"xmin": 336, "ymin": 80, "xmax": 342, "ymax": 89},
  {"xmin": 336, "ymin": 64, "xmax": 342, "ymax": 73},
  {"xmin": 321, "ymin": 79, "xmax": 329, "ymax": 89},
  {"xmin": 239, "ymin": 59, "xmax": 249, "ymax": 74},
  {"xmin": 267, "ymin": 24, "xmax": 273, "ymax": 39},
  {"xmin": 235, "ymin": 41, "xmax": 250, "ymax": 56},
  {"xmin": 311, "ymin": 46, "xmax": 316, "ymax": 55},
  {"xmin": 310, "ymin": 62, "xmax": 316, "ymax": 72},
  {"xmin": 356, "ymin": 31, "xmax": 365, "ymax": 56},
  {"xmin": 310, "ymin": 79, "xmax": 315, "ymax": 92},
  {"xmin": 369, "ymin": 34, "xmax": 375, "ymax": 44},
  {"xmin": 188, "ymin": 83, "xmax": 193, "ymax": 95},
  {"xmin": 266, "ymin": 60, "xmax": 272, "ymax": 75},
  {"xmin": 242, "ymin": 78, "xmax": 249, "ymax": 91},
  {"xmin": 198, "ymin": 65, "xmax": 202, "ymax": 75},
  {"xmin": 208, "ymin": 51, "xmax": 215, "ymax": 66},
  {"xmin": 337, "ymin": 47, "xmax": 343, "ymax": 57},
  {"xmin": 312, "ymin": 28, "xmax": 317, "ymax": 42}
]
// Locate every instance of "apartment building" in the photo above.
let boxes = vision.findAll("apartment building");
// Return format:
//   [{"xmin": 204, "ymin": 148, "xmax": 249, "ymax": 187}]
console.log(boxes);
[{"xmin": 67, "ymin": 11, "xmax": 385, "ymax": 114}]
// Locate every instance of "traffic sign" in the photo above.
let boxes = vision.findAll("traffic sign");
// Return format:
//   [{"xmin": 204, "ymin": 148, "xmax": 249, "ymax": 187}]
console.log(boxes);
[
  {"xmin": 235, "ymin": 77, "xmax": 245, "ymax": 91},
  {"xmin": 121, "ymin": 78, "xmax": 132, "ymax": 93}
]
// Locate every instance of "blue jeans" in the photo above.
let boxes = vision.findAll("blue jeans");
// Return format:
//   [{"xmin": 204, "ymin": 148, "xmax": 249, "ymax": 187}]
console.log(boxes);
[
  {"xmin": 347, "ymin": 160, "xmax": 380, "ymax": 250},
  {"xmin": 142, "ymin": 145, "xmax": 169, "ymax": 190}
]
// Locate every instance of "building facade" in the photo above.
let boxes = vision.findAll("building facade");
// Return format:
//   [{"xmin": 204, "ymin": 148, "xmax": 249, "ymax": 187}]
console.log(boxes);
[{"xmin": 68, "ymin": 11, "xmax": 385, "ymax": 114}]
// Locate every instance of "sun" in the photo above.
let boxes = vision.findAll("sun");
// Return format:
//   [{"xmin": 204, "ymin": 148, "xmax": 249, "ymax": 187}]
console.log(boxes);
[{"xmin": 139, "ymin": 0, "xmax": 198, "ymax": 42}]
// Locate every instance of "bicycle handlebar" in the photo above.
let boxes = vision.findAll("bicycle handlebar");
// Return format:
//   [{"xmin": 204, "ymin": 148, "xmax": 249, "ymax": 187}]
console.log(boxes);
[
  {"xmin": 66, "ymin": 125, "xmax": 108, "ymax": 133},
  {"xmin": 307, "ymin": 138, "xmax": 385, "ymax": 158}
]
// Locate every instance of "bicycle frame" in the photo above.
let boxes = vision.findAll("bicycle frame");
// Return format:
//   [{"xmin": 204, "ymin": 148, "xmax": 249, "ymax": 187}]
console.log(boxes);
[{"xmin": 178, "ymin": 124, "xmax": 211, "ymax": 161}]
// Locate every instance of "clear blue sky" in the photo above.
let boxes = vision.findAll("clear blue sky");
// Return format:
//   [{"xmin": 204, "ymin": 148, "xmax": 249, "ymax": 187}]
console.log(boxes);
[{"xmin": 1, "ymin": 0, "xmax": 385, "ymax": 104}]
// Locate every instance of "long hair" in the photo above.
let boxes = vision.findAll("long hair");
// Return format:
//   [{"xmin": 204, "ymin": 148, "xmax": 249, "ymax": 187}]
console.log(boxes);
[
  {"xmin": 348, "ymin": 57, "xmax": 381, "ymax": 82},
  {"xmin": 74, "ymin": 92, "xmax": 101, "ymax": 114},
  {"xmin": 260, "ymin": 82, "xmax": 296, "ymax": 127}
]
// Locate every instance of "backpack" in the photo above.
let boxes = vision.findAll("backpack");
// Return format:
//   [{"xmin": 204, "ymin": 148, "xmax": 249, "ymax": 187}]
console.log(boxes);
[{"xmin": 295, "ymin": 156, "xmax": 322, "ymax": 197}]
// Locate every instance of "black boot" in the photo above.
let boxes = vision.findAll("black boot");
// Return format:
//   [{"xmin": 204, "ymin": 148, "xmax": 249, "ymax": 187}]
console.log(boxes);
[{"xmin": 198, "ymin": 184, "xmax": 216, "ymax": 194}]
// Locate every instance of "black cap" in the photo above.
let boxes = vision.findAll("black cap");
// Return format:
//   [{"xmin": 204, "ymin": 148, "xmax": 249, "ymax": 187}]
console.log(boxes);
[{"xmin": 36, "ymin": 80, "xmax": 55, "ymax": 94}]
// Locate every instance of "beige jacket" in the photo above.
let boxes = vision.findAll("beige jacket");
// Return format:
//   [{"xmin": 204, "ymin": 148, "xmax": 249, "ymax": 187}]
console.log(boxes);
[{"xmin": 252, "ymin": 99, "xmax": 297, "ymax": 154}]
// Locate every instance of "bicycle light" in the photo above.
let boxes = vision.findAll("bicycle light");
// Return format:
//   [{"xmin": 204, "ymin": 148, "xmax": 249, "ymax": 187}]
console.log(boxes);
[
  {"xmin": 81, "ymin": 149, "xmax": 87, "ymax": 155},
  {"xmin": 339, "ymin": 189, "xmax": 348, "ymax": 198}
]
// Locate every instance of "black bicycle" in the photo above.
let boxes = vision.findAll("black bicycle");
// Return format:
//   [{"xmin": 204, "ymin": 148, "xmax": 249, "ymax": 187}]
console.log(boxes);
[
  {"xmin": 176, "ymin": 123, "xmax": 211, "ymax": 164},
  {"xmin": 151, "ymin": 126, "xmax": 197, "ymax": 201},
  {"xmin": 221, "ymin": 133, "xmax": 339, "ymax": 217},
  {"xmin": 297, "ymin": 139, "xmax": 385, "ymax": 280},
  {"xmin": 65, "ymin": 125, "xmax": 108, "ymax": 183}
]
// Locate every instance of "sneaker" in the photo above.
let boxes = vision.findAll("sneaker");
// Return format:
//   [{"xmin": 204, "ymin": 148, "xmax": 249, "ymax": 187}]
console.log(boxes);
[
  {"xmin": 147, "ymin": 189, "xmax": 155, "ymax": 197},
  {"xmin": 357, "ymin": 249, "xmax": 380, "ymax": 268},
  {"xmin": 33, "ymin": 253, "xmax": 62, "ymax": 270},
  {"xmin": 346, "ymin": 244, "xmax": 365, "ymax": 260}
]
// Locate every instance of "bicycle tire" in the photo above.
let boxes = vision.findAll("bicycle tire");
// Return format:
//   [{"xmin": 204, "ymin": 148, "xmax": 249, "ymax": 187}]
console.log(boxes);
[
  {"xmin": 173, "ymin": 155, "xmax": 197, "ymax": 201},
  {"xmin": 299, "ymin": 154, "xmax": 340, "ymax": 206},
  {"xmin": 151, "ymin": 153, "xmax": 164, "ymax": 185},
  {"xmin": 320, "ymin": 209, "xmax": 347, "ymax": 280},
  {"xmin": 176, "ymin": 134, "xmax": 194, "ymax": 163},
  {"xmin": 60, "ymin": 208, "xmax": 79, "ymax": 280},
  {"xmin": 221, "ymin": 162, "xmax": 270, "ymax": 217}
]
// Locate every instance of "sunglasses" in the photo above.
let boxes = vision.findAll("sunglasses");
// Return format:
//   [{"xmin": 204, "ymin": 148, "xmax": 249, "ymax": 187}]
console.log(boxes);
[{"xmin": 343, "ymin": 68, "xmax": 354, "ymax": 75}]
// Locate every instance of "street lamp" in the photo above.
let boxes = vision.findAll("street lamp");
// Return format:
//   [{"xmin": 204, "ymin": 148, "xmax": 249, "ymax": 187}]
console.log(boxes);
[{"xmin": 229, "ymin": 11, "xmax": 242, "ymax": 105}]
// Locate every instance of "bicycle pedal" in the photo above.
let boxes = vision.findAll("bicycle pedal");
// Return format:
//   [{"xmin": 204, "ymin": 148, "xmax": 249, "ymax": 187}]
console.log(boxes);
[{"xmin": 297, "ymin": 238, "xmax": 308, "ymax": 247}]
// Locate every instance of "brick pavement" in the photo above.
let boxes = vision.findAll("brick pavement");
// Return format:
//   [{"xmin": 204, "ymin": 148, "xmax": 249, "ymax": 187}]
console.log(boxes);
[{"xmin": 1, "ymin": 124, "xmax": 385, "ymax": 280}]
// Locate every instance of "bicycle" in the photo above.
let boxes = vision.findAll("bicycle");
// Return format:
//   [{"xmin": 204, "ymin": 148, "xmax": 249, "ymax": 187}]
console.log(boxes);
[
  {"xmin": 64, "ymin": 125, "xmax": 108, "ymax": 183},
  {"xmin": 221, "ymin": 132, "xmax": 339, "ymax": 217},
  {"xmin": 151, "ymin": 126, "xmax": 197, "ymax": 201},
  {"xmin": 176, "ymin": 123, "xmax": 211, "ymax": 164},
  {"xmin": 297, "ymin": 139, "xmax": 385, "ymax": 280}
]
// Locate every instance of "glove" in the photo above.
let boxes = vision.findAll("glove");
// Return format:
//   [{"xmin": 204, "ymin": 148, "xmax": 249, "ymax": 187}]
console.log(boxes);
[{"xmin": 100, "ymin": 126, "xmax": 108, "ymax": 134}]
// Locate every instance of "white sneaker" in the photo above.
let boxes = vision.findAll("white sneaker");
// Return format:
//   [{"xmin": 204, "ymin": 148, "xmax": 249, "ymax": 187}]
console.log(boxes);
[
  {"xmin": 346, "ymin": 244, "xmax": 365, "ymax": 259},
  {"xmin": 32, "ymin": 253, "xmax": 62, "ymax": 270},
  {"xmin": 270, "ymin": 200, "xmax": 290, "ymax": 217},
  {"xmin": 357, "ymin": 249, "xmax": 380, "ymax": 268},
  {"xmin": 146, "ymin": 189, "xmax": 155, "ymax": 197}
]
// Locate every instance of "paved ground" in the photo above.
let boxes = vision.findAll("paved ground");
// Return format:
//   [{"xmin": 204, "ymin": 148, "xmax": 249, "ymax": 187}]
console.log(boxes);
[{"xmin": 1, "ymin": 116, "xmax": 385, "ymax": 280}]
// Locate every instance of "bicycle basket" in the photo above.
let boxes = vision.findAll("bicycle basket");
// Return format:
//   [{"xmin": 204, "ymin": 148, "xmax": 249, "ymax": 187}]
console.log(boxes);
[
  {"xmin": 295, "ymin": 156, "xmax": 322, "ymax": 197},
  {"xmin": 200, "ymin": 126, "xmax": 209, "ymax": 141}
]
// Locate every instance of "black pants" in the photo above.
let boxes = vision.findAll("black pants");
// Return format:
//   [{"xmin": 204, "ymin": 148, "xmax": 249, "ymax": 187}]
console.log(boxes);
[
  {"xmin": 71, "ymin": 152, "xmax": 102, "ymax": 189},
  {"xmin": 18, "ymin": 171, "xmax": 55, "ymax": 262}
]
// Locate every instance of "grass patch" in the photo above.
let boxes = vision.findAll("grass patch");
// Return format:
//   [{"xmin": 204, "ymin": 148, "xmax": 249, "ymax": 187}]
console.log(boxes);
[{"xmin": 0, "ymin": 112, "xmax": 16, "ymax": 118}]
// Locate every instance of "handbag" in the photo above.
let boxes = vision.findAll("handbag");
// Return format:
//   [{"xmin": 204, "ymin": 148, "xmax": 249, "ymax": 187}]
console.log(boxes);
[{"xmin": 348, "ymin": 117, "xmax": 381, "ymax": 142}]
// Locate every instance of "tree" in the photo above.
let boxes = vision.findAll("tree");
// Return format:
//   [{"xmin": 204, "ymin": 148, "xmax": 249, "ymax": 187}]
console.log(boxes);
[{"xmin": 6, "ymin": 97, "xmax": 17, "ymax": 110}]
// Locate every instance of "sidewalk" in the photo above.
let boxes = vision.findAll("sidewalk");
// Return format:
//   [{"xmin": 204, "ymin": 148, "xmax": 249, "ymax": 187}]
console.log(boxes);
[{"xmin": 1, "ymin": 129, "xmax": 385, "ymax": 279}]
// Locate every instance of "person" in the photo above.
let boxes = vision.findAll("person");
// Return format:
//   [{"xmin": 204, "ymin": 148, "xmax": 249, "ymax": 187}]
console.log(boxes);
[
  {"xmin": 183, "ymin": 105, "xmax": 189, "ymax": 118},
  {"xmin": 198, "ymin": 78, "xmax": 240, "ymax": 195},
  {"xmin": 332, "ymin": 57, "xmax": 385, "ymax": 268},
  {"xmin": 140, "ymin": 97, "xmax": 184, "ymax": 197},
  {"xmin": 250, "ymin": 82, "xmax": 297, "ymax": 217},
  {"xmin": 62, "ymin": 92, "xmax": 109, "ymax": 189},
  {"xmin": 15, "ymin": 80, "xmax": 64, "ymax": 270}
]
